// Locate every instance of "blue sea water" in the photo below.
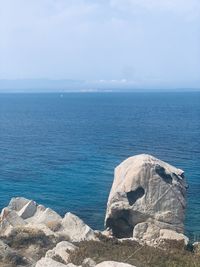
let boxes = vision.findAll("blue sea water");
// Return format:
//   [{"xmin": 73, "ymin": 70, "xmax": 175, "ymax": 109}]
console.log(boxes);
[{"xmin": 0, "ymin": 92, "xmax": 199, "ymax": 240}]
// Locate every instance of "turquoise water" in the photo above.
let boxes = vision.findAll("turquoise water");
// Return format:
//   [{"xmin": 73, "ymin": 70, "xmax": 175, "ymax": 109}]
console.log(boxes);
[{"xmin": 0, "ymin": 92, "xmax": 199, "ymax": 240}]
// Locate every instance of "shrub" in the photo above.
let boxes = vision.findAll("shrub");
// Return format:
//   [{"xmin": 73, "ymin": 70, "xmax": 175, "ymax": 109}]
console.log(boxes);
[{"xmin": 69, "ymin": 236, "xmax": 200, "ymax": 267}]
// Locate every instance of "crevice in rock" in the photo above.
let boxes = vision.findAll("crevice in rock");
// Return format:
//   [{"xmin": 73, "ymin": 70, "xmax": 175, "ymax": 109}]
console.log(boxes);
[
  {"xmin": 126, "ymin": 187, "xmax": 145, "ymax": 206},
  {"xmin": 106, "ymin": 209, "xmax": 148, "ymax": 239},
  {"xmin": 106, "ymin": 210, "xmax": 133, "ymax": 238},
  {"xmin": 155, "ymin": 166, "xmax": 172, "ymax": 184}
]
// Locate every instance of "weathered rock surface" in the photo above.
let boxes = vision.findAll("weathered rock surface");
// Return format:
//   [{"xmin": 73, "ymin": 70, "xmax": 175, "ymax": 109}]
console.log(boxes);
[
  {"xmin": 82, "ymin": 258, "xmax": 96, "ymax": 267},
  {"xmin": 46, "ymin": 241, "xmax": 77, "ymax": 264},
  {"xmin": 58, "ymin": 212, "xmax": 96, "ymax": 242},
  {"xmin": 8, "ymin": 197, "xmax": 30, "ymax": 211},
  {"xmin": 193, "ymin": 242, "xmax": 200, "ymax": 255},
  {"xmin": 35, "ymin": 259, "xmax": 136, "ymax": 267},
  {"xmin": 8, "ymin": 197, "xmax": 62, "ymax": 224},
  {"xmin": 159, "ymin": 229, "xmax": 189, "ymax": 245},
  {"xmin": 0, "ymin": 197, "xmax": 96, "ymax": 242},
  {"xmin": 133, "ymin": 222, "xmax": 189, "ymax": 246},
  {"xmin": 18, "ymin": 200, "xmax": 37, "ymax": 219},
  {"xmin": 36, "ymin": 257, "xmax": 79, "ymax": 267},
  {"xmin": 0, "ymin": 197, "xmax": 96, "ymax": 266},
  {"xmin": 105, "ymin": 154, "xmax": 187, "ymax": 243},
  {"xmin": 0, "ymin": 208, "xmax": 26, "ymax": 236},
  {"xmin": 95, "ymin": 262, "xmax": 136, "ymax": 267}
]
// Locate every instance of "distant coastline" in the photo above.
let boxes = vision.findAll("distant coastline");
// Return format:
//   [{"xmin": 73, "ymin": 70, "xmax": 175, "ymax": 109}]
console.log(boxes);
[{"xmin": 0, "ymin": 79, "xmax": 200, "ymax": 93}]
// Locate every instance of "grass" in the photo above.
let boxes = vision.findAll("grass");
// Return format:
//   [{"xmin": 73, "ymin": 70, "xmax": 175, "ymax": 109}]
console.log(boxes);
[
  {"xmin": 0, "ymin": 229, "xmax": 199, "ymax": 267},
  {"xmin": 0, "ymin": 251, "xmax": 27, "ymax": 267},
  {"xmin": 0, "ymin": 227, "xmax": 69, "ymax": 267},
  {"xmin": 5, "ymin": 228, "xmax": 54, "ymax": 248},
  {"xmin": 69, "ymin": 234, "xmax": 200, "ymax": 267}
]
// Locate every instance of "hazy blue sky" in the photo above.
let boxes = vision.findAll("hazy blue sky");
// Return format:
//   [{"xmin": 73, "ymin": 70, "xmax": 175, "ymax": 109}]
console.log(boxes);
[{"xmin": 0, "ymin": 0, "xmax": 200, "ymax": 89}]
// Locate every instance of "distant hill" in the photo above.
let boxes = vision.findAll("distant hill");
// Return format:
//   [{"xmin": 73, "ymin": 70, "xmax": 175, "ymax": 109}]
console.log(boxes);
[
  {"xmin": 0, "ymin": 79, "xmax": 87, "ymax": 92},
  {"xmin": 0, "ymin": 79, "xmax": 199, "ymax": 93}
]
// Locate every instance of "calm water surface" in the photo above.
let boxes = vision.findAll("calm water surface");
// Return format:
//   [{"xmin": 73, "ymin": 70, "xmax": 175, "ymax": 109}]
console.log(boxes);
[{"xmin": 0, "ymin": 92, "xmax": 199, "ymax": 240}]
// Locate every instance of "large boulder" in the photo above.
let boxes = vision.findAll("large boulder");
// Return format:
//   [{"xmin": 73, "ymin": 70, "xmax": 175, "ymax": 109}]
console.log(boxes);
[
  {"xmin": 57, "ymin": 212, "xmax": 96, "ymax": 242},
  {"xmin": 6, "ymin": 197, "xmax": 62, "ymax": 226},
  {"xmin": 0, "ymin": 197, "xmax": 62, "ymax": 237},
  {"xmin": 105, "ymin": 154, "xmax": 187, "ymax": 243},
  {"xmin": 0, "ymin": 197, "xmax": 96, "ymax": 242}
]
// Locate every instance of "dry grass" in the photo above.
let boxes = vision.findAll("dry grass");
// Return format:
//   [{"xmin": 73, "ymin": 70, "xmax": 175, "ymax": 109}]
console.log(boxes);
[
  {"xmin": 0, "ymin": 229, "xmax": 199, "ymax": 267},
  {"xmin": 0, "ymin": 227, "xmax": 68, "ymax": 266},
  {"xmin": 69, "ymin": 235, "xmax": 200, "ymax": 267},
  {"xmin": 0, "ymin": 251, "xmax": 27, "ymax": 267},
  {"xmin": 46, "ymin": 221, "xmax": 62, "ymax": 232}
]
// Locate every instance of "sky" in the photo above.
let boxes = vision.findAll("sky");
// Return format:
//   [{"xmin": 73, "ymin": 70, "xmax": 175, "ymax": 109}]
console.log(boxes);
[{"xmin": 0, "ymin": 0, "xmax": 200, "ymax": 89}]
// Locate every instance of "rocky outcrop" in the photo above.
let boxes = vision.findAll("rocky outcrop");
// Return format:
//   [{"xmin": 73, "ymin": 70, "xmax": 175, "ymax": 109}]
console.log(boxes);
[
  {"xmin": 0, "ymin": 197, "xmax": 96, "ymax": 242},
  {"xmin": 0, "ymin": 197, "xmax": 97, "ymax": 266},
  {"xmin": 105, "ymin": 154, "xmax": 188, "ymax": 244},
  {"xmin": 0, "ymin": 153, "xmax": 192, "ymax": 266}
]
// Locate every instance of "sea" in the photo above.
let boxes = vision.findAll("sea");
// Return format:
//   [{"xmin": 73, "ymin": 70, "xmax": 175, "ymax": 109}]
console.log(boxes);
[{"xmin": 0, "ymin": 92, "xmax": 199, "ymax": 240}]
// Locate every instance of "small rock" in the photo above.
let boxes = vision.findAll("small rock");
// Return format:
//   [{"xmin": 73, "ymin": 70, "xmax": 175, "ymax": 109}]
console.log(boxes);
[
  {"xmin": 18, "ymin": 200, "xmax": 37, "ymax": 219},
  {"xmin": 96, "ymin": 261, "xmax": 136, "ymax": 267},
  {"xmin": 36, "ymin": 257, "xmax": 79, "ymax": 266},
  {"xmin": 82, "ymin": 258, "xmax": 96, "ymax": 267},
  {"xmin": 193, "ymin": 242, "xmax": 200, "ymax": 255},
  {"xmin": 36, "ymin": 257, "xmax": 68, "ymax": 266},
  {"xmin": 159, "ymin": 229, "xmax": 189, "ymax": 245},
  {"xmin": 101, "ymin": 229, "xmax": 113, "ymax": 238},
  {"xmin": 133, "ymin": 222, "xmax": 160, "ymax": 243},
  {"xmin": 46, "ymin": 241, "xmax": 77, "ymax": 264}
]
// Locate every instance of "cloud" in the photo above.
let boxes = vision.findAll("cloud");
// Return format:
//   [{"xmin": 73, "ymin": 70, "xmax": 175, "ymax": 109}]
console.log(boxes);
[
  {"xmin": 0, "ymin": 0, "xmax": 199, "ymax": 88},
  {"xmin": 110, "ymin": 0, "xmax": 200, "ymax": 19}
]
